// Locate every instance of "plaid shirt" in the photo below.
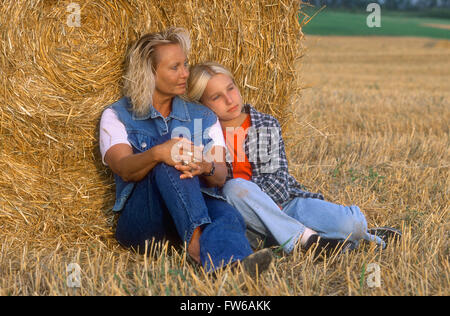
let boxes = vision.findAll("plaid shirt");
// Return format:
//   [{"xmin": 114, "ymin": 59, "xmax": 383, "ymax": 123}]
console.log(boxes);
[{"xmin": 225, "ymin": 104, "xmax": 324, "ymax": 205}]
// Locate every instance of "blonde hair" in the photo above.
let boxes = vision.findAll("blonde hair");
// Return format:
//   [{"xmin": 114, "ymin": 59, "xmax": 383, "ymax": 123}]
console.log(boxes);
[
  {"xmin": 122, "ymin": 27, "xmax": 191, "ymax": 117},
  {"xmin": 187, "ymin": 62, "xmax": 235, "ymax": 103}
]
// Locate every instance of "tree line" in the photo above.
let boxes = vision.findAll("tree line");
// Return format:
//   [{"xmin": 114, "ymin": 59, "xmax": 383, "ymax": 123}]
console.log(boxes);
[{"xmin": 306, "ymin": 0, "xmax": 450, "ymax": 9}]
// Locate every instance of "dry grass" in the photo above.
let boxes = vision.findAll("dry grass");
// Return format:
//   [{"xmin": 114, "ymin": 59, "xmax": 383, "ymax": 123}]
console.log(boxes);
[
  {"xmin": 0, "ymin": 0, "xmax": 305, "ymax": 295},
  {"xmin": 0, "ymin": 0, "xmax": 449, "ymax": 296},
  {"xmin": 284, "ymin": 35, "xmax": 449, "ymax": 295}
]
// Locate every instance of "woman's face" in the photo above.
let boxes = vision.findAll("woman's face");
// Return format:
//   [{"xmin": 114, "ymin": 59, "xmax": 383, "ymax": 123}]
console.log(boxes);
[
  {"xmin": 154, "ymin": 44, "xmax": 189, "ymax": 98},
  {"xmin": 200, "ymin": 74, "xmax": 243, "ymax": 121}
]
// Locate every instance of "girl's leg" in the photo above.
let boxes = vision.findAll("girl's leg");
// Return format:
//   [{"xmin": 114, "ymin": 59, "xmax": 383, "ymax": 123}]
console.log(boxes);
[
  {"xmin": 222, "ymin": 178, "xmax": 306, "ymax": 253},
  {"xmin": 283, "ymin": 197, "xmax": 378, "ymax": 246}
]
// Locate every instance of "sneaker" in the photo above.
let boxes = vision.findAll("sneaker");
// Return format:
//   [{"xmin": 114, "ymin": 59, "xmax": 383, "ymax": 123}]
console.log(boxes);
[
  {"xmin": 367, "ymin": 226, "xmax": 402, "ymax": 245},
  {"xmin": 303, "ymin": 234, "xmax": 354, "ymax": 257},
  {"xmin": 240, "ymin": 248, "xmax": 273, "ymax": 278}
]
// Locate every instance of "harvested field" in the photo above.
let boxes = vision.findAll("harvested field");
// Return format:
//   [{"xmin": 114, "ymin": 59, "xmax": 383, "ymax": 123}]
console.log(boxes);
[
  {"xmin": 0, "ymin": 0, "xmax": 304, "ymax": 295},
  {"xmin": 0, "ymin": 0, "xmax": 449, "ymax": 296}
]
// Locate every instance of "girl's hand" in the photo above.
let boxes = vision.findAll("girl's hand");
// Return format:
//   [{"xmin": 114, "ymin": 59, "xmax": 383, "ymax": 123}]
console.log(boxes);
[{"xmin": 175, "ymin": 161, "xmax": 211, "ymax": 179}]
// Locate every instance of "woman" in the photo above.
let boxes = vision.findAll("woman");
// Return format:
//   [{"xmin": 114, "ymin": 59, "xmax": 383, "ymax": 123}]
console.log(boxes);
[
  {"xmin": 99, "ymin": 28, "xmax": 273, "ymax": 273},
  {"xmin": 186, "ymin": 62, "xmax": 401, "ymax": 255}
]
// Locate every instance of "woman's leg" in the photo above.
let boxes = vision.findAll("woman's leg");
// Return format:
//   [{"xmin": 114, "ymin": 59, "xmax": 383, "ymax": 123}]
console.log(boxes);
[
  {"xmin": 115, "ymin": 162, "xmax": 212, "ymax": 254},
  {"xmin": 116, "ymin": 162, "xmax": 254, "ymax": 270},
  {"xmin": 222, "ymin": 178, "xmax": 306, "ymax": 253},
  {"xmin": 200, "ymin": 195, "xmax": 253, "ymax": 271},
  {"xmin": 115, "ymin": 171, "xmax": 181, "ymax": 253},
  {"xmin": 151, "ymin": 163, "xmax": 212, "ymax": 244}
]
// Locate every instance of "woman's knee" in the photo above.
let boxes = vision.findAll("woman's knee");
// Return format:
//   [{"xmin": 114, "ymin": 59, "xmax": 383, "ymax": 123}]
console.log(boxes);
[
  {"xmin": 153, "ymin": 162, "xmax": 201, "ymax": 190},
  {"xmin": 152, "ymin": 162, "xmax": 177, "ymax": 178}
]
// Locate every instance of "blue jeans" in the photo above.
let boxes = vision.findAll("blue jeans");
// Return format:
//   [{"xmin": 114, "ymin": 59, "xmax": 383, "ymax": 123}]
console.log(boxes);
[
  {"xmin": 115, "ymin": 163, "xmax": 253, "ymax": 271},
  {"xmin": 222, "ymin": 178, "xmax": 385, "ymax": 252}
]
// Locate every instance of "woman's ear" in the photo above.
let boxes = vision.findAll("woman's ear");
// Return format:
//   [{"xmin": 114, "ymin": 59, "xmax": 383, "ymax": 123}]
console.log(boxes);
[{"xmin": 199, "ymin": 95, "xmax": 207, "ymax": 106}]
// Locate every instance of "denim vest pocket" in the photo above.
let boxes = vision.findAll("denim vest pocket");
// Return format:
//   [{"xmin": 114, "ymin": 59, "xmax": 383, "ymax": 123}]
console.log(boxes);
[
  {"xmin": 127, "ymin": 130, "xmax": 155, "ymax": 153},
  {"xmin": 112, "ymin": 181, "xmax": 135, "ymax": 212}
]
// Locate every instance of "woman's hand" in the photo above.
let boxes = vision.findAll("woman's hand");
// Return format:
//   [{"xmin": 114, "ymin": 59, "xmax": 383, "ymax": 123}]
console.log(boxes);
[
  {"xmin": 175, "ymin": 161, "xmax": 212, "ymax": 179},
  {"xmin": 175, "ymin": 145, "xmax": 227, "ymax": 187},
  {"xmin": 155, "ymin": 137, "xmax": 203, "ymax": 167},
  {"xmin": 172, "ymin": 141, "xmax": 209, "ymax": 179}
]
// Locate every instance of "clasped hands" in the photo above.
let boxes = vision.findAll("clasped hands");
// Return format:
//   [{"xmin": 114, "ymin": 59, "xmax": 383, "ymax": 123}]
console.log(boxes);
[{"xmin": 161, "ymin": 137, "xmax": 211, "ymax": 179}]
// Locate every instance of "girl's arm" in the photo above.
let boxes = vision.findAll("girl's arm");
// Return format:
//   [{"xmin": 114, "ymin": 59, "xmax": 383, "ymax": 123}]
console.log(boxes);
[{"xmin": 250, "ymin": 117, "xmax": 292, "ymax": 205}]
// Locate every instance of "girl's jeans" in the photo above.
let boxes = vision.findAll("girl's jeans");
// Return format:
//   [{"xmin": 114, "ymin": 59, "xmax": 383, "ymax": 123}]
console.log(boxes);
[
  {"xmin": 115, "ymin": 163, "xmax": 253, "ymax": 271},
  {"xmin": 223, "ymin": 178, "xmax": 385, "ymax": 252}
]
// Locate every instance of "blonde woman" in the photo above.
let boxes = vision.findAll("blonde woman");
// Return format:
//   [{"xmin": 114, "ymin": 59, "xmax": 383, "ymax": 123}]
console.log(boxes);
[
  {"xmin": 99, "ymin": 28, "xmax": 273, "ymax": 273},
  {"xmin": 187, "ymin": 62, "xmax": 401, "ymax": 255}
]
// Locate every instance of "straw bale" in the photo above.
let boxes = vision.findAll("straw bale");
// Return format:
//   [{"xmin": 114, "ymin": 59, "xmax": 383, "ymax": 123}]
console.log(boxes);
[{"xmin": 0, "ymin": 0, "xmax": 306, "ymax": 251}]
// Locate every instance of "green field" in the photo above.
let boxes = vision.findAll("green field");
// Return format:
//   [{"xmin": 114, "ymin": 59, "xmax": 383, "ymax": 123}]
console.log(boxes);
[{"xmin": 301, "ymin": 9, "xmax": 450, "ymax": 39}]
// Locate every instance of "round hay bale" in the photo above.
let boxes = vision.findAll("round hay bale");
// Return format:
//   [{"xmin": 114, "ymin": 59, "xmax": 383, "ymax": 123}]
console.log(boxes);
[{"xmin": 0, "ymin": 0, "xmax": 305, "ymax": 252}]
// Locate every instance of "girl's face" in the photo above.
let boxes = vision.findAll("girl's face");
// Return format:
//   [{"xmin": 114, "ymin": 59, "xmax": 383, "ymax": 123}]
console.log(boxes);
[
  {"xmin": 154, "ymin": 44, "xmax": 189, "ymax": 98},
  {"xmin": 200, "ymin": 74, "xmax": 243, "ymax": 121}
]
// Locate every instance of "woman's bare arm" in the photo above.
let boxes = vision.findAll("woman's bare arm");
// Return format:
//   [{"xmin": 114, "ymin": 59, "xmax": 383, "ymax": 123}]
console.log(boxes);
[
  {"xmin": 105, "ymin": 138, "xmax": 192, "ymax": 183},
  {"xmin": 104, "ymin": 144, "xmax": 161, "ymax": 182}
]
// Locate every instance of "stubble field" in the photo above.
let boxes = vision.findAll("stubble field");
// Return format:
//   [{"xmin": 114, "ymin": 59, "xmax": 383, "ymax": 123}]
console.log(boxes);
[
  {"xmin": 0, "ymin": 35, "xmax": 448, "ymax": 296},
  {"xmin": 285, "ymin": 35, "xmax": 449, "ymax": 295}
]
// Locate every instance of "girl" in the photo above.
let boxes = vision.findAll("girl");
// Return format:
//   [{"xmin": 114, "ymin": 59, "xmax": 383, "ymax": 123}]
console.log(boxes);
[{"xmin": 186, "ymin": 62, "xmax": 401, "ymax": 255}]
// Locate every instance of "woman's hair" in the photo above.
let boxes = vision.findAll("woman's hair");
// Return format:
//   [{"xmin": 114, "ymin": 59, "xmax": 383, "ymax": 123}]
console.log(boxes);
[
  {"xmin": 187, "ymin": 62, "xmax": 235, "ymax": 103},
  {"xmin": 122, "ymin": 27, "xmax": 191, "ymax": 117}
]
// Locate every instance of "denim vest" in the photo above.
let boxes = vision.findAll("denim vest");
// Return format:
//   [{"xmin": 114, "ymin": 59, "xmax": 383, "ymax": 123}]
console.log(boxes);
[{"xmin": 107, "ymin": 96, "xmax": 224, "ymax": 212}]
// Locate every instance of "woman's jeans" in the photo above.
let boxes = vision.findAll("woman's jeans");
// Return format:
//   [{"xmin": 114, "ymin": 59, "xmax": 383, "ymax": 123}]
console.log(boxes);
[
  {"xmin": 115, "ymin": 163, "xmax": 253, "ymax": 271},
  {"xmin": 222, "ymin": 178, "xmax": 385, "ymax": 252}
]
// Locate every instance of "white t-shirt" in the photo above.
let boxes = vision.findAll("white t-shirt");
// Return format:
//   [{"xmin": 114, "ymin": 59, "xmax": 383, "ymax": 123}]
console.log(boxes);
[{"xmin": 99, "ymin": 108, "xmax": 226, "ymax": 166}]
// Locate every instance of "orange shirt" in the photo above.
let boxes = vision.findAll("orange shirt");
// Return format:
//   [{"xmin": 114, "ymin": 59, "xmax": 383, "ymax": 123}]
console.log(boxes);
[{"xmin": 223, "ymin": 115, "xmax": 252, "ymax": 181}]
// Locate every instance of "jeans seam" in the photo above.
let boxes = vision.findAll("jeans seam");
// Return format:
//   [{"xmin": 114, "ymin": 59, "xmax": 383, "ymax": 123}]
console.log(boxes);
[
  {"xmin": 186, "ymin": 218, "xmax": 211, "ymax": 245},
  {"xmin": 162, "ymin": 164, "xmax": 211, "ymax": 243},
  {"xmin": 163, "ymin": 164, "xmax": 195, "ymax": 224}
]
